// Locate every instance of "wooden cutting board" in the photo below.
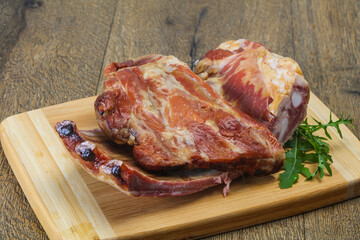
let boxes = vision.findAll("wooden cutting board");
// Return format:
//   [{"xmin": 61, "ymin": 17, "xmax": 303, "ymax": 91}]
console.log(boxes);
[{"xmin": 1, "ymin": 92, "xmax": 359, "ymax": 240}]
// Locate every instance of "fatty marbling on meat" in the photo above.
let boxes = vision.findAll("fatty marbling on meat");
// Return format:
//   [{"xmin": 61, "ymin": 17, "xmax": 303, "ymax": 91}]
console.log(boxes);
[
  {"xmin": 95, "ymin": 54, "xmax": 285, "ymax": 175},
  {"xmin": 195, "ymin": 39, "xmax": 310, "ymax": 144},
  {"xmin": 55, "ymin": 54, "xmax": 285, "ymax": 197}
]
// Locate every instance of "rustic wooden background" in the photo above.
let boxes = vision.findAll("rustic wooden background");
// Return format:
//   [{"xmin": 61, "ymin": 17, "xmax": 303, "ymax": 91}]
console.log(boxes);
[{"xmin": 1, "ymin": 0, "xmax": 359, "ymax": 239}]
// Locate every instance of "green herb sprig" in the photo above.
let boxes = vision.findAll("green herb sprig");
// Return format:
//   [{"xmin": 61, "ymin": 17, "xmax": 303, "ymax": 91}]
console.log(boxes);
[{"xmin": 279, "ymin": 112, "xmax": 353, "ymax": 189}]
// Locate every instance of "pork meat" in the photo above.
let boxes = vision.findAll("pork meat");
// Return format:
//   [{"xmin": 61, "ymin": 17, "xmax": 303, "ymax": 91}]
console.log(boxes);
[
  {"xmin": 195, "ymin": 39, "xmax": 310, "ymax": 144},
  {"xmin": 55, "ymin": 120, "xmax": 243, "ymax": 197},
  {"xmin": 95, "ymin": 54, "xmax": 285, "ymax": 174}
]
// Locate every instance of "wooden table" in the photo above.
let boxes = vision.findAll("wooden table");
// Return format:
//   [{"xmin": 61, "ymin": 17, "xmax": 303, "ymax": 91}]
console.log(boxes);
[{"xmin": 1, "ymin": 0, "xmax": 359, "ymax": 239}]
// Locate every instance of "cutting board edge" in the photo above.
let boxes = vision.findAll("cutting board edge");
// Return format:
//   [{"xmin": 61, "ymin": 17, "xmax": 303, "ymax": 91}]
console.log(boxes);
[
  {"xmin": 27, "ymin": 110, "xmax": 116, "ymax": 239},
  {"xmin": 0, "ymin": 115, "xmax": 62, "ymax": 240},
  {"xmin": 118, "ymin": 181, "xmax": 348, "ymax": 240},
  {"xmin": 308, "ymin": 92, "xmax": 360, "ymax": 199}
]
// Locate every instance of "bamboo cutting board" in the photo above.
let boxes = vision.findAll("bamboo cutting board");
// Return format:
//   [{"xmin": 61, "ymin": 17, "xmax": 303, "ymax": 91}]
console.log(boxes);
[{"xmin": 1, "ymin": 92, "xmax": 360, "ymax": 240}]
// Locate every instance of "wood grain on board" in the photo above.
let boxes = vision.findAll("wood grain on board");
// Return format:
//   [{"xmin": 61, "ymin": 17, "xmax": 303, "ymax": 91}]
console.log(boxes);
[{"xmin": 0, "ymin": 0, "xmax": 359, "ymax": 239}]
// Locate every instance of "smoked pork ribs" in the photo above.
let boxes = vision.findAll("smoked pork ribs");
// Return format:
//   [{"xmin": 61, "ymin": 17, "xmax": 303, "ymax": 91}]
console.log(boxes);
[
  {"xmin": 56, "ymin": 120, "xmax": 243, "ymax": 197},
  {"xmin": 55, "ymin": 54, "xmax": 285, "ymax": 197},
  {"xmin": 195, "ymin": 39, "xmax": 310, "ymax": 144}
]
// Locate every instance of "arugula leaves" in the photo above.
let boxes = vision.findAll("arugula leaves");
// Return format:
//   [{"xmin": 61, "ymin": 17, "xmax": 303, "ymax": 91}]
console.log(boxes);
[{"xmin": 279, "ymin": 113, "xmax": 353, "ymax": 189}]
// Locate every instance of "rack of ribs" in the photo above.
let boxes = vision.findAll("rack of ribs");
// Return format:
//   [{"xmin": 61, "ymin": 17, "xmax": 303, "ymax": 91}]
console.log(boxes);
[{"xmin": 55, "ymin": 54, "xmax": 285, "ymax": 197}]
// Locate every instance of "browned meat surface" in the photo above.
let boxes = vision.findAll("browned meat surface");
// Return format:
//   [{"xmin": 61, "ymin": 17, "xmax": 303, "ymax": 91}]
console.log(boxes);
[
  {"xmin": 195, "ymin": 39, "xmax": 310, "ymax": 144},
  {"xmin": 95, "ymin": 54, "xmax": 285, "ymax": 175},
  {"xmin": 55, "ymin": 120, "xmax": 243, "ymax": 197}
]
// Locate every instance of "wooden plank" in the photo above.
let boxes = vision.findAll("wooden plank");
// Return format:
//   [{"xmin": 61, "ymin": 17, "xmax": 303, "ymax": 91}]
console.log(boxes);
[
  {"xmin": 0, "ymin": 0, "xmax": 26, "ymax": 72},
  {"xmin": 191, "ymin": 0, "xmax": 295, "ymax": 63},
  {"xmin": 1, "ymin": 92, "xmax": 358, "ymax": 239},
  {"xmin": 0, "ymin": 1, "xmax": 116, "ymax": 238},
  {"xmin": 291, "ymin": 1, "xmax": 360, "ymax": 239}
]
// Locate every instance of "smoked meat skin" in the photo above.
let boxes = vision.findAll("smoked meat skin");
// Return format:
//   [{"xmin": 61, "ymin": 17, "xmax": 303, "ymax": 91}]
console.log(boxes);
[{"xmin": 95, "ymin": 54, "xmax": 285, "ymax": 175}]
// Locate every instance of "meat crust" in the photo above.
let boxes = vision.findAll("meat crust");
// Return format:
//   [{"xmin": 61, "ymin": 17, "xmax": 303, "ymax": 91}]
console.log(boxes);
[
  {"xmin": 95, "ymin": 54, "xmax": 285, "ymax": 174},
  {"xmin": 195, "ymin": 39, "xmax": 310, "ymax": 144},
  {"xmin": 55, "ymin": 120, "xmax": 242, "ymax": 197}
]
